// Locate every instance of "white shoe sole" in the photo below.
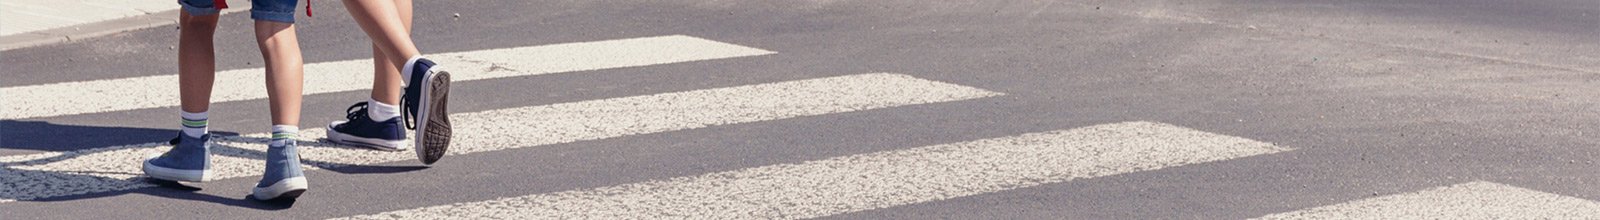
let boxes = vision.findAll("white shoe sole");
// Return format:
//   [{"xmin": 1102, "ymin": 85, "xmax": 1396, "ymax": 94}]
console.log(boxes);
[
  {"xmin": 142, "ymin": 157, "xmax": 209, "ymax": 182},
  {"xmin": 252, "ymin": 176, "xmax": 307, "ymax": 200},
  {"xmin": 326, "ymin": 121, "xmax": 407, "ymax": 151},
  {"xmin": 415, "ymin": 67, "xmax": 452, "ymax": 165}
]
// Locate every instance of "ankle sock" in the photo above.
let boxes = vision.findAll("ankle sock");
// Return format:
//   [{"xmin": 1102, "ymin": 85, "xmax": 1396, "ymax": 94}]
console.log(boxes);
[
  {"xmin": 400, "ymin": 55, "xmax": 424, "ymax": 85},
  {"xmin": 367, "ymin": 99, "xmax": 401, "ymax": 122},
  {"xmin": 181, "ymin": 111, "xmax": 208, "ymax": 138},
  {"xmin": 270, "ymin": 125, "xmax": 298, "ymax": 147}
]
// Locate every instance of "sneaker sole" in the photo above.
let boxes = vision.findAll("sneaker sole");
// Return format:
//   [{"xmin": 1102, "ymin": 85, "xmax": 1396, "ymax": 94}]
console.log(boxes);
[
  {"xmin": 252, "ymin": 176, "xmax": 308, "ymax": 200},
  {"xmin": 326, "ymin": 123, "xmax": 407, "ymax": 151},
  {"xmin": 415, "ymin": 69, "xmax": 452, "ymax": 165},
  {"xmin": 142, "ymin": 159, "xmax": 209, "ymax": 182}
]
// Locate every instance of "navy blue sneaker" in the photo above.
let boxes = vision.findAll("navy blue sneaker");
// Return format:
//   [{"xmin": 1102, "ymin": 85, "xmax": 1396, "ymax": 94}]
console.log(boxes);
[
  {"xmin": 328, "ymin": 102, "xmax": 407, "ymax": 151},
  {"xmin": 252, "ymin": 140, "xmax": 307, "ymax": 200},
  {"xmin": 401, "ymin": 58, "xmax": 452, "ymax": 165},
  {"xmin": 143, "ymin": 134, "xmax": 211, "ymax": 182}
]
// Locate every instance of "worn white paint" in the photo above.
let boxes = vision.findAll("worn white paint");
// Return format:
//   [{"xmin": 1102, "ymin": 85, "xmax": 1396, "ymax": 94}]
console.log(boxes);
[
  {"xmin": 0, "ymin": 35, "xmax": 774, "ymax": 119},
  {"xmin": 1255, "ymin": 181, "xmax": 1600, "ymax": 219},
  {"xmin": 0, "ymin": 73, "xmax": 1000, "ymax": 203},
  {"xmin": 334, "ymin": 121, "xmax": 1290, "ymax": 219}
]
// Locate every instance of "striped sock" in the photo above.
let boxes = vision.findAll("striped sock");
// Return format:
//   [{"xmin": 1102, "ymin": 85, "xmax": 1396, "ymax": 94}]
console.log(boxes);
[
  {"xmin": 270, "ymin": 125, "xmax": 298, "ymax": 147},
  {"xmin": 181, "ymin": 111, "xmax": 208, "ymax": 138}
]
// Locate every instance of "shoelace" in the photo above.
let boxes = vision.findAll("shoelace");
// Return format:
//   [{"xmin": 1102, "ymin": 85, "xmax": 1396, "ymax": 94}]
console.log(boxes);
[
  {"xmin": 346, "ymin": 102, "xmax": 373, "ymax": 123},
  {"xmin": 400, "ymin": 93, "xmax": 416, "ymax": 130}
]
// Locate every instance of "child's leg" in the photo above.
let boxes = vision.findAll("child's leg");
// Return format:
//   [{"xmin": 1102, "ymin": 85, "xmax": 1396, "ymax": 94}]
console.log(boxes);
[
  {"xmin": 251, "ymin": 9, "xmax": 309, "ymax": 200},
  {"xmin": 254, "ymin": 21, "xmax": 304, "ymax": 127},
  {"xmin": 343, "ymin": 0, "xmax": 421, "ymax": 65},
  {"xmin": 252, "ymin": 19, "xmax": 310, "ymax": 200},
  {"xmin": 179, "ymin": 11, "xmax": 219, "ymax": 115},
  {"xmin": 341, "ymin": 0, "xmax": 452, "ymax": 165},
  {"xmin": 369, "ymin": 0, "xmax": 413, "ymax": 106},
  {"xmin": 142, "ymin": 9, "xmax": 222, "ymax": 183},
  {"xmin": 178, "ymin": 9, "xmax": 221, "ymax": 139},
  {"xmin": 325, "ymin": 0, "xmax": 411, "ymax": 151}
]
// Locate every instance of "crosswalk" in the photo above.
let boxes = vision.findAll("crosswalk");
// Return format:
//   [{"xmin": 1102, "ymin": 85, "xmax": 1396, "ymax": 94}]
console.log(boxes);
[
  {"xmin": 1253, "ymin": 181, "xmax": 1600, "ymax": 219},
  {"xmin": 3, "ymin": 35, "xmax": 1598, "ymax": 218},
  {"xmin": 334, "ymin": 121, "xmax": 1288, "ymax": 219},
  {"xmin": 1, "ymin": 72, "xmax": 998, "ymax": 202},
  {"xmin": 0, "ymin": 35, "xmax": 773, "ymax": 120}
]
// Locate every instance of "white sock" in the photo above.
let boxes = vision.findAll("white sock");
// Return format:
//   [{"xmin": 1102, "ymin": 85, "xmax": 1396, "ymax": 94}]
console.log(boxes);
[
  {"xmin": 180, "ymin": 111, "xmax": 208, "ymax": 138},
  {"xmin": 367, "ymin": 99, "xmax": 401, "ymax": 122},
  {"xmin": 270, "ymin": 125, "xmax": 298, "ymax": 147},
  {"xmin": 400, "ymin": 55, "xmax": 424, "ymax": 86}
]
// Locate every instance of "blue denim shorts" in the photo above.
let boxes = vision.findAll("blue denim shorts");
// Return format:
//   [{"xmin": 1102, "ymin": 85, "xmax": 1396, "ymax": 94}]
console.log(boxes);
[{"xmin": 179, "ymin": 0, "xmax": 300, "ymax": 23}]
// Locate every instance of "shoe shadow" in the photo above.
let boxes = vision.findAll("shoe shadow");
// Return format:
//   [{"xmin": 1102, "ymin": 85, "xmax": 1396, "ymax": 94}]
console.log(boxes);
[
  {"xmin": 322, "ymin": 164, "xmax": 430, "ymax": 174},
  {"xmin": 24, "ymin": 178, "xmax": 295, "ymax": 210},
  {"xmin": 313, "ymin": 137, "xmax": 432, "ymax": 174},
  {"xmin": 1, "ymin": 121, "xmax": 183, "ymax": 204},
  {"xmin": 1, "ymin": 120, "xmax": 239, "ymax": 153},
  {"xmin": 0, "ymin": 123, "xmax": 412, "ymax": 208},
  {"xmin": 216, "ymin": 135, "xmax": 434, "ymax": 175},
  {"xmin": 143, "ymin": 179, "xmax": 298, "ymax": 210}
]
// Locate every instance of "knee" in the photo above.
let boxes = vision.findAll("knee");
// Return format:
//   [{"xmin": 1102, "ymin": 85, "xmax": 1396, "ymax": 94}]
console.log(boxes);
[{"xmin": 180, "ymin": 15, "xmax": 220, "ymax": 33}]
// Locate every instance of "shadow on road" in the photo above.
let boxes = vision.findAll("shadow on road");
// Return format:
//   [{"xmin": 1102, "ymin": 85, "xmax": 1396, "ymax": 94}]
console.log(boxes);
[
  {"xmin": 2, "ymin": 120, "xmax": 240, "ymax": 153},
  {"xmin": 323, "ymin": 164, "xmax": 430, "ymax": 174},
  {"xmin": 25, "ymin": 178, "xmax": 297, "ymax": 210},
  {"xmin": 1, "ymin": 120, "xmax": 422, "ymax": 209}
]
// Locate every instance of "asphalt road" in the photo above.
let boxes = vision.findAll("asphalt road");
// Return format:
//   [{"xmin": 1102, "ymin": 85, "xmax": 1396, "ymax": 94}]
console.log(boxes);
[{"xmin": 3, "ymin": 0, "xmax": 1599, "ymax": 218}]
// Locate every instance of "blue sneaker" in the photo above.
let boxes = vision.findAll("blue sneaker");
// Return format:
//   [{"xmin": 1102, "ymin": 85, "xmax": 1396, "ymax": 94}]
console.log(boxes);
[
  {"xmin": 143, "ymin": 134, "xmax": 211, "ymax": 182},
  {"xmin": 328, "ymin": 102, "xmax": 407, "ymax": 151},
  {"xmin": 402, "ymin": 58, "xmax": 452, "ymax": 165},
  {"xmin": 252, "ymin": 140, "xmax": 307, "ymax": 200}
]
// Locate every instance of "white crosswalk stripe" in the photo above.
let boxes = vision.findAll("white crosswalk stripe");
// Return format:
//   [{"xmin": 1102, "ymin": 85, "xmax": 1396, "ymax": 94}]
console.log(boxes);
[
  {"xmin": 8, "ymin": 34, "xmax": 1594, "ymax": 219},
  {"xmin": 1254, "ymin": 181, "xmax": 1600, "ymax": 219},
  {"xmin": 0, "ymin": 35, "xmax": 774, "ymax": 120},
  {"xmin": 0, "ymin": 73, "xmax": 1000, "ymax": 203},
  {"xmin": 331, "ymin": 121, "xmax": 1290, "ymax": 219}
]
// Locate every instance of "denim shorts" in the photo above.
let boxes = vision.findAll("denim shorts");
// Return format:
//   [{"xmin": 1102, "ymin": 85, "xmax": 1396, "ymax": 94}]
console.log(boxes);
[{"xmin": 179, "ymin": 0, "xmax": 300, "ymax": 23}]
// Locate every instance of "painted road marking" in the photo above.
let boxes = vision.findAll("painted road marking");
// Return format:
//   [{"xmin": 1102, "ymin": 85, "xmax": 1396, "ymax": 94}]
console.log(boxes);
[
  {"xmin": 1254, "ymin": 181, "xmax": 1600, "ymax": 219},
  {"xmin": 333, "ymin": 121, "xmax": 1291, "ymax": 219},
  {"xmin": 0, "ymin": 35, "xmax": 775, "ymax": 120},
  {"xmin": 0, "ymin": 73, "xmax": 1001, "ymax": 203}
]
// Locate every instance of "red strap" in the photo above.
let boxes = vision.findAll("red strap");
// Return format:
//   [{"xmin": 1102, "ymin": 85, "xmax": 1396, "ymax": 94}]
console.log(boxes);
[
  {"xmin": 216, "ymin": 0, "xmax": 229, "ymax": 9},
  {"xmin": 306, "ymin": 0, "xmax": 313, "ymax": 16}
]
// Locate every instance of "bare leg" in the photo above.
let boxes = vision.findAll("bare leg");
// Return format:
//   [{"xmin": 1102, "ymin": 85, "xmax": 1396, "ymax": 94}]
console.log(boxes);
[
  {"xmin": 343, "ymin": 0, "xmax": 421, "ymax": 68},
  {"xmin": 345, "ymin": 0, "xmax": 451, "ymax": 165},
  {"xmin": 178, "ymin": 11, "xmax": 219, "ymax": 113},
  {"xmin": 370, "ymin": 0, "xmax": 414, "ymax": 105},
  {"xmin": 255, "ymin": 21, "xmax": 305, "ymax": 126},
  {"xmin": 143, "ymin": 10, "xmax": 224, "ymax": 184}
]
